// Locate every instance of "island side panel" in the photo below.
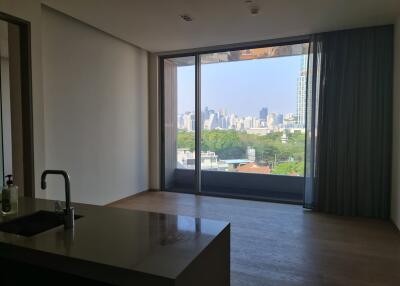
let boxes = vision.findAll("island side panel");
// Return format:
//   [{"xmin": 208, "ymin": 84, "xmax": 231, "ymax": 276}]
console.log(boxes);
[
  {"xmin": 0, "ymin": 243, "xmax": 175, "ymax": 286},
  {"xmin": 175, "ymin": 224, "xmax": 230, "ymax": 286}
]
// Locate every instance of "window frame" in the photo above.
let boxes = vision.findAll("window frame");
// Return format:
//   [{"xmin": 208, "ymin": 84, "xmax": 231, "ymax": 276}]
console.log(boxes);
[{"xmin": 159, "ymin": 35, "xmax": 311, "ymax": 204}]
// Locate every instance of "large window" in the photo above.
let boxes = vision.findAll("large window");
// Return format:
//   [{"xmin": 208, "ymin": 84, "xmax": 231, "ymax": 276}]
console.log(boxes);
[
  {"xmin": 162, "ymin": 41, "xmax": 309, "ymax": 202},
  {"xmin": 199, "ymin": 46, "xmax": 307, "ymax": 176}
]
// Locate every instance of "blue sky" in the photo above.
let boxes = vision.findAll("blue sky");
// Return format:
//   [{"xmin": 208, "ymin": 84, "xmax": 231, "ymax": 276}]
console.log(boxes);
[{"xmin": 177, "ymin": 55, "xmax": 303, "ymax": 117}]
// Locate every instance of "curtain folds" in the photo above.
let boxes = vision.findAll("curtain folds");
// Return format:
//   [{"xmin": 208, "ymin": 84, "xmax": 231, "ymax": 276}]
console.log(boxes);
[{"xmin": 304, "ymin": 25, "xmax": 393, "ymax": 219}]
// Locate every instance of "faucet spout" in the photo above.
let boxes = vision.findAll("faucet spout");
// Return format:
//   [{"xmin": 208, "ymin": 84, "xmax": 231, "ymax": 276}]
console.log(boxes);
[{"xmin": 41, "ymin": 170, "xmax": 74, "ymax": 228}]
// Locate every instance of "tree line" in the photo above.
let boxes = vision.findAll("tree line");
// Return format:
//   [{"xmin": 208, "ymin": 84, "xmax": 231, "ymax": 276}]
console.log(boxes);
[{"xmin": 177, "ymin": 130, "xmax": 305, "ymax": 175}]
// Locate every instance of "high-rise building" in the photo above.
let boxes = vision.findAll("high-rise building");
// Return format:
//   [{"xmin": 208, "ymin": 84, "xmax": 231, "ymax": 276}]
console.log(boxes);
[
  {"xmin": 244, "ymin": 116, "xmax": 253, "ymax": 129},
  {"xmin": 267, "ymin": 113, "xmax": 277, "ymax": 128},
  {"xmin": 228, "ymin": 114, "xmax": 236, "ymax": 129},
  {"xmin": 236, "ymin": 118, "xmax": 244, "ymax": 130},
  {"xmin": 276, "ymin": 113, "xmax": 284, "ymax": 125},
  {"xmin": 183, "ymin": 112, "xmax": 195, "ymax": 131},
  {"xmin": 177, "ymin": 114, "xmax": 184, "ymax": 129},
  {"xmin": 219, "ymin": 115, "xmax": 228, "ymax": 129},
  {"xmin": 204, "ymin": 113, "xmax": 218, "ymax": 130},
  {"xmin": 259, "ymin": 107, "xmax": 268, "ymax": 121},
  {"xmin": 296, "ymin": 55, "xmax": 307, "ymax": 126}
]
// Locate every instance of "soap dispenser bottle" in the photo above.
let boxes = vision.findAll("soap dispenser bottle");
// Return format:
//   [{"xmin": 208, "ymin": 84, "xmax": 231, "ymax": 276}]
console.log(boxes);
[{"xmin": 2, "ymin": 175, "xmax": 18, "ymax": 215}]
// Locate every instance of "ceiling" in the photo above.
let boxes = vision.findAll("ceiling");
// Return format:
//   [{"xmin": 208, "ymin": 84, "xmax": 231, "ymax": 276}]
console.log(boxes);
[{"xmin": 43, "ymin": 0, "xmax": 400, "ymax": 53}]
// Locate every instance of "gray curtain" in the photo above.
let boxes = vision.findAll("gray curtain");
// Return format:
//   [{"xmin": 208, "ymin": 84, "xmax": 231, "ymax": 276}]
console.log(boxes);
[{"xmin": 304, "ymin": 25, "xmax": 393, "ymax": 218}]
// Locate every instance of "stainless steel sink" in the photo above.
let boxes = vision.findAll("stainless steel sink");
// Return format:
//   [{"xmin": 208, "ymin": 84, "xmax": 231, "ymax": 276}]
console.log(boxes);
[{"xmin": 0, "ymin": 210, "xmax": 82, "ymax": 237}]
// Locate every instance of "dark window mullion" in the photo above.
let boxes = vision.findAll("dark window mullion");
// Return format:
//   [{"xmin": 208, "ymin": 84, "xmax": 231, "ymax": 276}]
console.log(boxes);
[{"xmin": 195, "ymin": 54, "xmax": 201, "ymax": 193}]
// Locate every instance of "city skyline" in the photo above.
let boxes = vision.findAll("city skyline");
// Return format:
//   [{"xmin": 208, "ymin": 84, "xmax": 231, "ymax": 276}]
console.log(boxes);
[{"xmin": 178, "ymin": 106, "xmax": 302, "ymax": 132}]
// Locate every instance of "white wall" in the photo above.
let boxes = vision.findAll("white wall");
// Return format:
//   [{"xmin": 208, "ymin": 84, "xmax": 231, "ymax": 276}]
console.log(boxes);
[
  {"xmin": 41, "ymin": 7, "xmax": 148, "ymax": 205},
  {"xmin": 392, "ymin": 16, "xmax": 400, "ymax": 230}
]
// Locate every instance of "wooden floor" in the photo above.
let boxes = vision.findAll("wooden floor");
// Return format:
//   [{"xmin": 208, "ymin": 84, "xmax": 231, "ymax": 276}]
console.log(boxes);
[{"xmin": 109, "ymin": 191, "xmax": 400, "ymax": 286}]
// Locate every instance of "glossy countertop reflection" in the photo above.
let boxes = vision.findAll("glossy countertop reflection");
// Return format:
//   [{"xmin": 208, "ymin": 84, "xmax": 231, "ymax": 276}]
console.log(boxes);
[{"xmin": 0, "ymin": 198, "xmax": 230, "ymax": 280}]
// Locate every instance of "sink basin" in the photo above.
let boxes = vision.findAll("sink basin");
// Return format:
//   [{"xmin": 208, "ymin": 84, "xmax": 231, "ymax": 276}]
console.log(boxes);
[{"xmin": 0, "ymin": 210, "xmax": 82, "ymax": 237}]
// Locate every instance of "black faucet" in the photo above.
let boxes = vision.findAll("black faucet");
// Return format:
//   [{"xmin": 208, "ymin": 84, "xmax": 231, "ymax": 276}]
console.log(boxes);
[{"xmin": 41, "ymin": 170, "xmax": 74, "ymax": 229}]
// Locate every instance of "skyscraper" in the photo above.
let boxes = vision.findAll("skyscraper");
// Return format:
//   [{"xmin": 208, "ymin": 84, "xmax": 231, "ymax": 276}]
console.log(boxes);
[
  {"xmin": 296, "ymin": 55, "xmax": 307, "ymax": 126},
  {"xmin": 244, "ymin": 116, "xmax": 253, "ymax": 129},
  {"xmin": 267, "ymin": 113, "xmax": 277, "ymax": 128},
  {"xmin": 276, "ymin": 113, "xmax": 284, "ymax": 125},
  {"xmin": 183, "ymin": 112, "xmax": 195, "ymax": 131},
  {"xmin": 204, "ymin": 113, "xmax": 218, "ymax": 130},
  {"xmin": 259, "ymin": 107, "xmax": 268, "ymax": 121}
]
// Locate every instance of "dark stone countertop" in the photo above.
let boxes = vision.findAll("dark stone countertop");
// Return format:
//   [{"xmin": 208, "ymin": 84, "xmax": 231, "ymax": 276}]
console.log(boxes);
[{"xmin": 0, "ymin": 197, "xmax": 230, "ymax": 284}]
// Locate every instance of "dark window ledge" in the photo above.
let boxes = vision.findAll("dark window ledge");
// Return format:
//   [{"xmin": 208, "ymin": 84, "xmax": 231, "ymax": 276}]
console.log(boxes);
[{"xmin": 166, "ymin": 169, "xmax": 304, "ymax": 204}]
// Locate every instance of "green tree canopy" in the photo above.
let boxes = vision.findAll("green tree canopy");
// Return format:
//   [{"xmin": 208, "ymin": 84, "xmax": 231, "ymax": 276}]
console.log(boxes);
[{"xmin": 177, "ymin": 129, "xmax": 305, "ymax": 175}]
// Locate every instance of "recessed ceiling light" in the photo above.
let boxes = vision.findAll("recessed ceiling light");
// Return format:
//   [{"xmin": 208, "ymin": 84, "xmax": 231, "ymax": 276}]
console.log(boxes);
[
  {"xmin": 250, "ymin": 6, "xmax": 260, "ymax": 15},
  {"xmin": 244, "ymin": 0, "xmax": 259, "ymax": 16},
  {"xmin": 180, "ymin": 14, "xmax": 193, "ymax": 22}
]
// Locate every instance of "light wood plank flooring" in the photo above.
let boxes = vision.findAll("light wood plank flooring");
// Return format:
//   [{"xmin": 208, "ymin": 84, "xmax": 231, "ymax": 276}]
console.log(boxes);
[{"xmin": 109, "ymin": 191, "xmax": 400, "ymax": 286}]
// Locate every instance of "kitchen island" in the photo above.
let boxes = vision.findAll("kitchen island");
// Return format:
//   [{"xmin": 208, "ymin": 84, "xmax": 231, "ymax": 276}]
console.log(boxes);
[{"xmin": 0, "ymin": 198, "xmax": 230, "ymax": 285}]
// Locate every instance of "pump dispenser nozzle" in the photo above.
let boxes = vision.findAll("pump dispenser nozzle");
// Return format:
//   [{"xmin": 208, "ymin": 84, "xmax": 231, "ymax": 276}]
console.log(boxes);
[{"xmin": 5, "ymin": 175, "xmax": 13, "ymax": 186}]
